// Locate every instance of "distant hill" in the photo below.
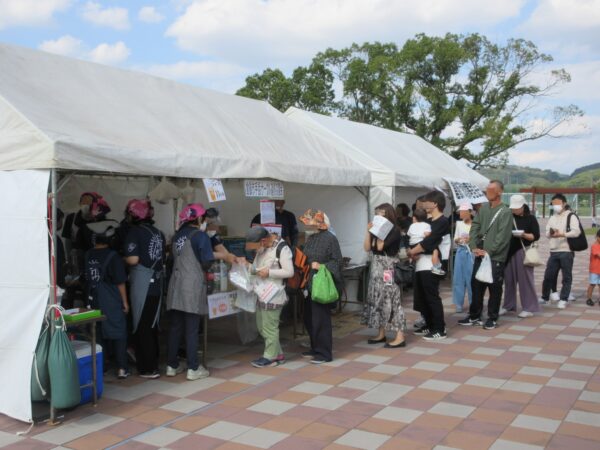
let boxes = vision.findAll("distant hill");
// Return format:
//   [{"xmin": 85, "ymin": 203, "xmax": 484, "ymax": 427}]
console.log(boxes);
[{"xmin": 479, "ymin": 164, "xmax": 600, "ymax": 192}]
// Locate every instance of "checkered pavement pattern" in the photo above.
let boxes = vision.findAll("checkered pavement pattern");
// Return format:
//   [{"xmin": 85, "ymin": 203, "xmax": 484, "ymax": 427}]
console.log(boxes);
[{"xmin": 1, "ymin": 225, "xmax": 599, "ymax": 450}]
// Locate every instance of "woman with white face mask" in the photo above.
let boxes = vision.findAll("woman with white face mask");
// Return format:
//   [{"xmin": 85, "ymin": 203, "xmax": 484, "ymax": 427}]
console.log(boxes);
[
  {"xmin": 540, "ymin": 194, "xmax": 583, "ymax": 309},
  {"xmin": 203, "ymin": 208, "xmax": 238, "ymax": 264}
]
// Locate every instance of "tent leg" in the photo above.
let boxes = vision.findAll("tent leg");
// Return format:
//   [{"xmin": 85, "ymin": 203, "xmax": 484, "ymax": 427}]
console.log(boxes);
[{"xmin": 48, "ymin": 168, "xmax": 60, "ymax": 425}]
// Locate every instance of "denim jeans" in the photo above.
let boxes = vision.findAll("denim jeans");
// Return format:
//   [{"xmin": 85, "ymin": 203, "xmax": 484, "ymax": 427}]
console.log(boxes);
[
  {"xmin": 542, "ymin": 252, "xmax": 574, "ymax": 301},
  {"xmin": 452, "ymin": 246, "xmax": 473, "ymax": 308}
]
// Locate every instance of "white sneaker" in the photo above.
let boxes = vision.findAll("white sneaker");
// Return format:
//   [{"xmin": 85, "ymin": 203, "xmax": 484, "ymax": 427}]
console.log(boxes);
[
  {"xmin": 568, "ymin": 294, "xmax": 576, "ymax": 301},
  {"xmin": 499, "ymin": 308, "xmax": 508, "ymax": 316},
  {"xmin": 550, "ymin": 292, "xmax": 560, "ymax": 302},
  {"xmin": 518, "ymin": 311, "xmax": 534, "ymax": 318},
  {"xmin": 166, "ymin": 365, "xmax": 185, "ymax": 377},
  {"xmin": 539, "ymin": 297, "xmax": 549, "ymax": 304},
  {"xmin": 557, "ymin": 300, "xmax": 567, "ymax": 309},
  {"xmin": 187, "ymin": 366, "xmax": 210, "ymax": 381}
]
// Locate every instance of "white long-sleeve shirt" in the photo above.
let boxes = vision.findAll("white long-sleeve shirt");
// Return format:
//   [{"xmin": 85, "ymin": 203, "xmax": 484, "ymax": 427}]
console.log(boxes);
[{"xmin": 546, "ymin": 210, "xmax": 581, "ymax": 252}]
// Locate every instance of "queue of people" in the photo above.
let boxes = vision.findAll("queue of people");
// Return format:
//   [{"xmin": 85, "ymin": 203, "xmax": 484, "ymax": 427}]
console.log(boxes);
[{"xmin": 57, "ymin": 182, "xmax": 591, "ymax": 381}]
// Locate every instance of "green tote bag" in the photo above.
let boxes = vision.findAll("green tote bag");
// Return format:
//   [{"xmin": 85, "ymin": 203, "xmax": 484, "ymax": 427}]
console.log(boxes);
[{"xmin": 311, "ymin": 265, "xmax": 339, "ymax": 304}]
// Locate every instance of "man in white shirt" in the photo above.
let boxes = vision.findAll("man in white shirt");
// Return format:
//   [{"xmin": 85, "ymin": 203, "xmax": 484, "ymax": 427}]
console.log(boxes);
[{"xmin": 540, "ymin": 194, "xmax": 582, "ymax": 309}]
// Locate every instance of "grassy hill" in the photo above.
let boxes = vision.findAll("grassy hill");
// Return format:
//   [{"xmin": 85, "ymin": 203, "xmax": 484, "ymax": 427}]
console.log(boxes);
[{"xmin": 480, "ymin": 164, "xmax": 600, "ymax": 192}]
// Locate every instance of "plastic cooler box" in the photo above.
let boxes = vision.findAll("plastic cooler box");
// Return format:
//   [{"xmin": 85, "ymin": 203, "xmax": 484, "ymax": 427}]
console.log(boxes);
[{"xmin": 70, "ymin": 340, "xmax": 103, "ymax": 404}]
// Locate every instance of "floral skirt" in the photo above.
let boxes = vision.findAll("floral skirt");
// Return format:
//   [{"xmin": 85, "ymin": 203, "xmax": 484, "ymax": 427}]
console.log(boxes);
[{"xmin": 361, "ymin": 254, "xmax": 405, "ymax": 332}]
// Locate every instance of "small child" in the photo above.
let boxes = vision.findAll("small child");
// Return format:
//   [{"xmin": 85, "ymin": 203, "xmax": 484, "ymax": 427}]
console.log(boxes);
[
  {"xmin": 586, "ymin": 229, "xmax": 600, "ymax": 306},
  {"xmin": 407, "ymin": 208, "xmax": 444, "ymax": 276},
  {"xmin": 85, "ymin": 222, "xmax": 130, "ymax": 379}
]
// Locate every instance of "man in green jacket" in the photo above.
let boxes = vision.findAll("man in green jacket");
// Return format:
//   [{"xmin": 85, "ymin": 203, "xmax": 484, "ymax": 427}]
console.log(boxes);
[{"xmin": 459, "ymin": 180, "xmax": 513, "ymax": 330}]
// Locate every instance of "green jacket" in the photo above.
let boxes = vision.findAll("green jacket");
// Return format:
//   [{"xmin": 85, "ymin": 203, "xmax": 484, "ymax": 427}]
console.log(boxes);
[{"xmin": 469, "ymin": 202, "xmax": 513, "ymax": 263}]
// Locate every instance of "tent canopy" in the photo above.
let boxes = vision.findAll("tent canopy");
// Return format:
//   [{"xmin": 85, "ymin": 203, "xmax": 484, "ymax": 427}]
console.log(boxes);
[
  {"xmin": 285, "ymin": 107, "xmax": 489, "ymax": 189},
  {"xmin": 0, "ymin": 44, "xmax": 370, "ymax": 186}
]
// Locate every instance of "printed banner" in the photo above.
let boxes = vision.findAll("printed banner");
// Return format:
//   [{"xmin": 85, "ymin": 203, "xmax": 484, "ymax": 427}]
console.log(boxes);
[
  {"xmin": 443, "ymin": 177, "xmax": 487, "ymax": 205},
  {"xmin": 244, "ymin": 180, "xmax": 284, "ymax": 198},
  {"xmin": 207, "ymin": 291, "xmax": 239, "ymax": 319}
]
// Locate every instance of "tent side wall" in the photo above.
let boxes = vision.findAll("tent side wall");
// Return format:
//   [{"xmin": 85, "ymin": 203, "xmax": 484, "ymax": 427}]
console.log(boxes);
[{"xmin": 0, "ymin": 170, "xmax": 50, "ymax": 422}]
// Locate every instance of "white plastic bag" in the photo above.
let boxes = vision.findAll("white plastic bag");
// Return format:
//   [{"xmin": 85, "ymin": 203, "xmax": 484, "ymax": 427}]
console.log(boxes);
[
  {"xmin": 229, "ymin": 263, "xmax": 254, "ymax": 292},
  {"xmin": 234, "ymin": 289, "xmax": 257, "ymax": 313},
  {"xmin": 475, "ymin": 254, "xmax": 494, "ymax": 284}
]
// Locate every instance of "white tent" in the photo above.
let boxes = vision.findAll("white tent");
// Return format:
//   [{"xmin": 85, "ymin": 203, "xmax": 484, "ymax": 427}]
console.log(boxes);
[
  {"xmin": 0, "ymin": 44, "xmax": 370, "ymax": 186},
  {"xmin": 285, "ymin": 107, "xmax": 489, "ymax": 207},
  {"xmin": 0, "ymin": 43, "xmax": 374, "ymax": 423}
]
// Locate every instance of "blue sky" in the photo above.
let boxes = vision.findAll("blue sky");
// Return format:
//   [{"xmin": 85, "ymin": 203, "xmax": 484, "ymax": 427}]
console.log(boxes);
[{"xmin": 1, "ymin": 0, "xmax": 598, "ymax": 174}]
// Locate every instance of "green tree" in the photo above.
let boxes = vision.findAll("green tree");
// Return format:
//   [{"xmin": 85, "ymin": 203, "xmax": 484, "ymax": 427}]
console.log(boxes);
[{"xmin": 236, "ymin": 33, "xmax": 583, "ymax": 168}]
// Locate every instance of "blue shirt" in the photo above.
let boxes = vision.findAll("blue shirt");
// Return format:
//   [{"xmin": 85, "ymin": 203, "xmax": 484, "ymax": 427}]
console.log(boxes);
[{"xmin": 172, "ymin": 224, "xmax": 214, "ymax": 266}]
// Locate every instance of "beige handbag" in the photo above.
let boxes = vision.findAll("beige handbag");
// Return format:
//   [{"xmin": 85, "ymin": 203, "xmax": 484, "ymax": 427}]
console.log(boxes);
[{"xmin": 514, "ymin": 218, "xmax": 542, "ymax": 267}]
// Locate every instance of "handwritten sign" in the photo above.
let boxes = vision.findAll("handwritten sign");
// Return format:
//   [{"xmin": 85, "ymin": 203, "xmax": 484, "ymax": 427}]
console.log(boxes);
[
  {"xmin": 203, "ymin": 179, "xmax": 226, "ymax": 203},
  {"xmin": 244, "ymin": 180, "xmax": 284, "ymax": 199},
  {"xmin": 260, "ymin": 200, "xmax": 276, "ymax": 224}
]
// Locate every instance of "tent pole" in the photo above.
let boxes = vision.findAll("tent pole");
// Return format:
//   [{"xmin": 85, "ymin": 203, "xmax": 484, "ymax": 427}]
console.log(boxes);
[{"xmin": 49, "ymin": 168, "xmax": 59, "ymax": 425}]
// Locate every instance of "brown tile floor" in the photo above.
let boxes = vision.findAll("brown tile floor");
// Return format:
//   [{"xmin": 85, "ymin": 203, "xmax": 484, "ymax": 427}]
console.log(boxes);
[{"xmin": 1, "ymin": 227, "xmax": 599, "ymax": 449}]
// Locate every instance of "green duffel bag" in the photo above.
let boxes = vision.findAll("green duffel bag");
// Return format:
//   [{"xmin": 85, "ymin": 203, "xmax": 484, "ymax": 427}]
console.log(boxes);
[
  {"xmin": 48, "ymin": 314, "xmax": 81, "ymax": 409},
  {"xmin": 311, "ymin": 265, "xmax": 339, "ymax": 304},
  {"xmin": 31, "ymin": 323, "xmax": 51, "ymax": 401}
]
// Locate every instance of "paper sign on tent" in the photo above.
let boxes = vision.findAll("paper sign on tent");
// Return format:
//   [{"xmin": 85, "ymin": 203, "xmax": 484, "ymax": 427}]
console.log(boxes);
[
  {"xmin": 369, "ymin": 215, "xmax": 394, "ymax": 241},
  {"xmin": 203, "ymin": 178, "xmax": 226, "ymax": 203},
  {"xmin": 260, "ymin": 200, "xmax": 276, "ymax": 225}
]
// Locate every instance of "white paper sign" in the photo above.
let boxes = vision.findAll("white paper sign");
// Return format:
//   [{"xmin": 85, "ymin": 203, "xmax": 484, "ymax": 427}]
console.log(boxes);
[
  {"xmin": 369, "ymin": 215, "xmax": 394, "ymax": 241},
  {"xmin": 260, "ymin": 200, "xmax": 276, "ymax": 224},
  {"xmin": 443, "ymin": 177, "xmax": 487, "ymax": 205},
  {"xmin": 203, "ymin": 178, "xmax": 226, "ymax": 203},
  {"xmin": 208, "ymin": 291, "xmax": 239, "ymax": 319},
  {"xmin": 244, "ymin": 180, "xmax": 284, "ymax": 198}
]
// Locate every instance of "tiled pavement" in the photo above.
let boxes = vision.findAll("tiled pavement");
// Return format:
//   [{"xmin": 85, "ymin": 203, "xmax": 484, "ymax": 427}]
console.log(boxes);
[{"xmin": 1, "ymin": 228, "xmax": 599, "ymax": 449}]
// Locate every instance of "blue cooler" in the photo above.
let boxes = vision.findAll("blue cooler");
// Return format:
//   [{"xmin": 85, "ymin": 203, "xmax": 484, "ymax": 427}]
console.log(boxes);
[{"xmin": 71, "ymin": 340, "xmax": 103, "ymax": 404}]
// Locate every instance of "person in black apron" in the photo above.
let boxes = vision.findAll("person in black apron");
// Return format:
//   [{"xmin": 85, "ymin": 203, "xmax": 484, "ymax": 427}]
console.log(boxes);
[
  {"xmin": 85, "ymin": 221, "xmax": 130, "ymax": 379},
  {"xmin": 166, "ymin": 204, "xmax": 214, "ymax": 381},
  {"xmin": 124, "ymin": 199, "xmax": 166, "ymax": 379}
]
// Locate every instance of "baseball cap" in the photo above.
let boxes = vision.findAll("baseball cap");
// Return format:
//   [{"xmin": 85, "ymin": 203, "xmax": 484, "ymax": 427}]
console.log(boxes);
[{"xmin": 245, "ymin": 226, "xmax": 269, "ymax": 243}]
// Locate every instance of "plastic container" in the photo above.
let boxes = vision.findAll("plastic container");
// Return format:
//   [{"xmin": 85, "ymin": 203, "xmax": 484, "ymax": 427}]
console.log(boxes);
[
  {"xmin": 219, "ymin": 261, "xmax": 228, "ymax": 292},
  {"xmin": 70, "ymin": 340, "xmax": 103, "ymax": 405}
]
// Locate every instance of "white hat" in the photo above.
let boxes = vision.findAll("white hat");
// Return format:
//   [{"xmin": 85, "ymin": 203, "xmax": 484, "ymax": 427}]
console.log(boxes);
[
  {"xmin": 457, "ymin": 201, "xmax": 473, "ymax": 211},
  {"xmin": 509, "ymin": 194, "xmax": 526, "ymax": 209}
]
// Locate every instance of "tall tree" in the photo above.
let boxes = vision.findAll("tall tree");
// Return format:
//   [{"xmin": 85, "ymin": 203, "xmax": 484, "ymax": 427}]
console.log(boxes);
[{"xmin": 236, "ymin": 33, "xmax": 582, "ymax": 168}]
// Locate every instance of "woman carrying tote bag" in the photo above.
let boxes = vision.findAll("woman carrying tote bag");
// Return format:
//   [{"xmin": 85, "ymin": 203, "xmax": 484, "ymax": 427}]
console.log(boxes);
[{"xmin": 501, "ymin": 195, "xmax": 541, "ymax": 318}]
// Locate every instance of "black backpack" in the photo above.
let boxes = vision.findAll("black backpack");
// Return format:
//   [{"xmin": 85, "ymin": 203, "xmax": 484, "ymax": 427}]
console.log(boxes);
[{"xmin": 566, "ymin": 213, "xmax": 588, "ymax": 252}]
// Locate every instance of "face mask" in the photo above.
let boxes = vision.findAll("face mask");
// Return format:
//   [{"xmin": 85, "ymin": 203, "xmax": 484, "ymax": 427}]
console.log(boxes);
[
  {"xmin": 304, "ymin": 229, "xmax": 317, "ymax": 236},
  {"xmin": 552, "ymin": 204, "xmax": 563, "ymax": 214},
  {"xmin": 206, "ymin": 230, "xmax": 217, "ymax": 237},
  {"xmin": 200, "ymin": 222, "xmax": 207, "ymax": 232},
  {"xmin": 80, "ymin": 204, "xmax": 90, "ymax": 216}
]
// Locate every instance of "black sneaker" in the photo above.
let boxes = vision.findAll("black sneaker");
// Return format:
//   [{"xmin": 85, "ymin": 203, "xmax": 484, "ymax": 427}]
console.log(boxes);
[
  {"xmin": 458, "ymin": 317, "xmax": 482, "ymax": 326},
  {"xmin": 413, "ymin": 318, "xmax": 426, "ymax": 329},
  {"xmin": 310, "ymin": 356, "xmax": 332, "ymax": 365},
  {"xmin": 483, "ymin": 319, "xmax": 497, "ymax": 330},
  {"xmin": 413, "ymin": 326, "xmax": 430, "ymax": 336},
  {"xmin": 587, "ymin": 298, "xmax": 595, "ymax": 306},
  {"xmin": 301, "ymin": 351, "xmax": 316, "ymax": 358},
  {"xmin": 139, "ymin": 371, "xmax": 160, "ymax": 379},
  {"xmin": 422, "ymin": 331, "xmax": 447, "ymax": 341}
]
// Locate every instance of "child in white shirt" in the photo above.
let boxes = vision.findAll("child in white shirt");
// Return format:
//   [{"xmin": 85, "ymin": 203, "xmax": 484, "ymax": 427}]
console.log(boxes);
[{"xmin": 407, "ymin": 209, "xmax": 444, "ymax": 275}]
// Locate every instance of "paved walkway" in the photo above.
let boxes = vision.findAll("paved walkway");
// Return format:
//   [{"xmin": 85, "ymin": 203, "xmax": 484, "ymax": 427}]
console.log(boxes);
[{"xmin": 1, "ymin": 231, "xmax": 599, "ymax": 450}]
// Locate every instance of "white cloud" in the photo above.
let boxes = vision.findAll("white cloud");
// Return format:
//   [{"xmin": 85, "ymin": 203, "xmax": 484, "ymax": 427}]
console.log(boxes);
[
  {"xmin": 81, "ymin": 1, "xmax": 130, "ymax": 30},
  {"xmin": 520, "ymin": 0, "xmax": 600, "ymax": 58},
  {"xmin": 39, "ymin": 34, "xmax": 83, "ymax": 57},
  {"xmin": 166, "ymin": 0, "xmax": 525, "ymax": 66},
  {"xmin": 138, "ymin": 6, "xmax": 164, "ymax": 23},
  {"xmin": 510, "ymin": 114, "xmax": 600, "ymax": 173},
  {"xmin": 0, "ymin": 0, "xmax": 71, "ymax": 29},
  {"xmin": 38, "ymin": 35, "xmax": 131, "ymax": 66},
  {"xmin": 88, "ymin": 41, "xmax": 131, "ymax": 64}
]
